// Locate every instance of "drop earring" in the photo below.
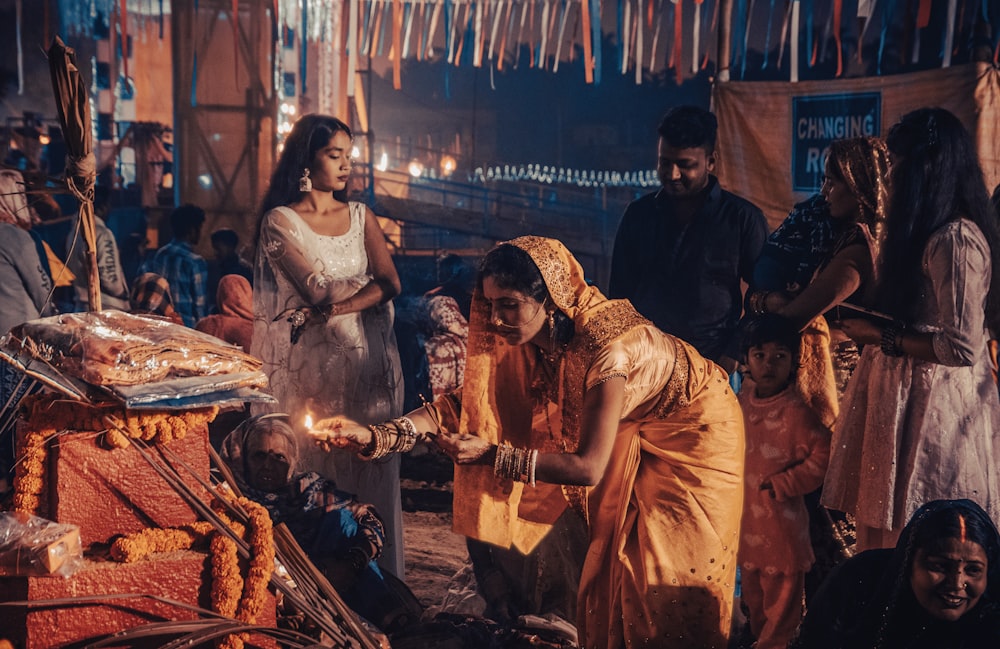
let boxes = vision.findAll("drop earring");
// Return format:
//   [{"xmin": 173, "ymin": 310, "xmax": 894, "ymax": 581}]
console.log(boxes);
[
  {"xmin": 547, "ymin": 310, "xmax": 557, "ymax": 357},
  {"xmin": 299, "ymin": 168, "xmax": 312, "ymax": 192}
]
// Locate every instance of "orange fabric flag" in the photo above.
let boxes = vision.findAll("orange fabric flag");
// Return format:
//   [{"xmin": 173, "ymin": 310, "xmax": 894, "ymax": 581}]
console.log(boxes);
[
  {"xmin": 582, "ymin": 0, "xmax": 594, "ymax": 83},
  {"xmin": 392, "ymin": 0, "xmax": 402, "ymax": 88},
  {"xmin": 833, "ymin": 0, "xmax": 843, "ymax": 77},
  {"xmin": 916, "ymin": 0, "xmax": 932, "ymax": 28}
]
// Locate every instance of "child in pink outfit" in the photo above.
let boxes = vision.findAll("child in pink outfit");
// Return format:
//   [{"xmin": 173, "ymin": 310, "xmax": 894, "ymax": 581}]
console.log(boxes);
[{"xmin": 738, "ymin": 315, "xmax": 831, "ymax": 649}]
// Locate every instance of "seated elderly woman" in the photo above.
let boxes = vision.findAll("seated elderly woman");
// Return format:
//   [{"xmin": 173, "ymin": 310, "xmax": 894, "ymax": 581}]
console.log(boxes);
[
  {"xmin": 791, "ymin": 498, "xmax": 1000, "ymax": 648},
  {"xmin": 220, "ymin": 414, "xmax": 422, "ymax": 633}
]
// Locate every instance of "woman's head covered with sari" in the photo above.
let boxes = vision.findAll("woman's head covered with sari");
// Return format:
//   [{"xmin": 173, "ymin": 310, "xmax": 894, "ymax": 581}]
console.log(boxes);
[
  {"xmin": 454, "ymin": 236, "xmax": 648, "ymax": 549},
  {"xmin": 853, "ymin": 499, "xmax": 1000, "ymax": 647},
  {"xmin": 220, "ymin": 413, "xmax": 299, "ymax": 495},
  {"xmin": 216, "ymin": 274, "xmax": 253, "ymax": 319},
  {"xmin": 478, "ymin": 236, "xmax": 603, "ymax": 324}
]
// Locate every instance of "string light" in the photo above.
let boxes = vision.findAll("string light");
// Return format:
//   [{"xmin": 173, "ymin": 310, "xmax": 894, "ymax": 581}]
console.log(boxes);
[
  {"xmin": 276, "ymin": 100, "xmax": 297, "ymax": 148},
  {"xmin": 473, "ymin": 163, "xmax": 659, "ymax": 189},
  {"xmin": 439, "ymin": 155, "xmax": 457, "ymax": 177}
]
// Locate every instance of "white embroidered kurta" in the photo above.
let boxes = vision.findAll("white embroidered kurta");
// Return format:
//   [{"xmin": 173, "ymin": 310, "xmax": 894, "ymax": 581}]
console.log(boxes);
[
  {"xmin": 823, "ymin": 219, "xmax": 1000, "ymax": 539},
  {"xmin": 251, "ymin": 203, "xmax": 405, "ymax": 576}
]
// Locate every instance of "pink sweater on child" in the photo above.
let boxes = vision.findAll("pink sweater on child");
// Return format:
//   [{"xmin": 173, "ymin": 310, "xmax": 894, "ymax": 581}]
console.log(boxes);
[{"xmin": 738, "ymin": 384, "xmax": 831, "ymax": 574}]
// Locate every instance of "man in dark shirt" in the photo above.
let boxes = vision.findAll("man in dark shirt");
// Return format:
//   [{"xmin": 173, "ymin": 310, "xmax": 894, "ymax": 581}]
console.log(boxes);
[
  {"xmin": 609, "ymin": 105, "xmax": 767, "ymax": 370},
  {"xmin": 206, "ymin": 227, "xmax": 254, "ymax": 310}
]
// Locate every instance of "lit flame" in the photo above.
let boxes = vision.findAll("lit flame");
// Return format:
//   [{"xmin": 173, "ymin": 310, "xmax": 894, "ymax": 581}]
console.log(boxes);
[{"xmin": 304, "ymin": 414, "xmax": 313, "ymax": 429}]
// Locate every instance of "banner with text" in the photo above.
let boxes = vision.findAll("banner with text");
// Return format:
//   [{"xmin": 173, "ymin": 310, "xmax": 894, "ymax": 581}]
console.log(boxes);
[
  {"xmin": 791, "ymin": 93, "xmax": 882, "ymax": 192},
  {"xmin": 713, "ymin": 63, "xmax": 1000, "ymax": 229}
]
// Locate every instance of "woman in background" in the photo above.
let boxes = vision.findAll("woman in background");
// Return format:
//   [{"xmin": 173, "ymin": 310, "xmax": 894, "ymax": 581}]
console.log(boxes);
[
  {"xmin": 221, "ymin": 414, "xmax": 421, "ymax": 633},
  {"xmin": 791, "ymin": 499, "xmax": 1000, "ymax": 648},
  {"xmin": 823, "ymin": 107, "xmax": 1000, "ymax": 551},
  {"xmin": 250, "ymin": 114, "xmax": 405, "ymax": 576},
  {"xmin": 196, "ymin": 274, "xmax": 254, "ymax": 351}
]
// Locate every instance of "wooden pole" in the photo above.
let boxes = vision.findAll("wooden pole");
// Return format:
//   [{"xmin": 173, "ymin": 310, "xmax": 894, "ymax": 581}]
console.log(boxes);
[
  {"xmin": 80, "ymin": 198, "xmax": 101, "ymax": 310},
  {"xmin": 718, "ymin": 0, "xmax": 733, "ymax": 82}
]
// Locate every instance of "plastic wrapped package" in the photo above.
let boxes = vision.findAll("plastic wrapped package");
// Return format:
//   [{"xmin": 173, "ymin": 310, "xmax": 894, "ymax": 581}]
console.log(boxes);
[
  {"xmin": 1, "ymin": 310, "xmax": 263, "ymax": 386},
  {"xmin": 0, "ymin": 512, "xmax": 83, "ymax": 577}
]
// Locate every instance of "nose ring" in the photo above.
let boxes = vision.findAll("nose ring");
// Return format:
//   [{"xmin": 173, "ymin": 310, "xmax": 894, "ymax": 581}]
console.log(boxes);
[{"xmin": 493, "ymin": 318, "xmax": 504, "ymax": 328}]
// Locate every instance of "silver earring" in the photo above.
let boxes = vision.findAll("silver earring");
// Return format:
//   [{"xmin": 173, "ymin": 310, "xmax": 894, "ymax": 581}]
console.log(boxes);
[{"xmin": 299, "ymin": 168, "xmax": 312, "ymax": 192}]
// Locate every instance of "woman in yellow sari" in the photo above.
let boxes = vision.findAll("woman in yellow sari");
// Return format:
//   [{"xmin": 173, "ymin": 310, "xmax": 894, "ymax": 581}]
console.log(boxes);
[{"xmin": 312, "ymin": 236, "xmax": 745, "ymax": 649}]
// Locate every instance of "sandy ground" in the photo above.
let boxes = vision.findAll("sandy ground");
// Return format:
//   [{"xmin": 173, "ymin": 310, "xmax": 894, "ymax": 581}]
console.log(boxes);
[
  {"xmin": 401, "ymin": 508, "xmax": 469, "ymax": 607},
  {"xmin": 397, "ymin": 447, "xmax": 473, "ymax": 611}
]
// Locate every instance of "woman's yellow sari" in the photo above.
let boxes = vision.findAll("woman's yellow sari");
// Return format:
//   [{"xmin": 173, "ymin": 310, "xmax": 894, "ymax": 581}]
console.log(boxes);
[{"xmin": 433, "ymin": 237, "xmax": 744, "ymax": 648}]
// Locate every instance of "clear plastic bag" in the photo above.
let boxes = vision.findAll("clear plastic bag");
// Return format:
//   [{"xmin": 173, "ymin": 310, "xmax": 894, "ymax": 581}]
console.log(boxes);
[{"xmin": 0, "ymin": 511, "xmax": 83, "ymax": 577}]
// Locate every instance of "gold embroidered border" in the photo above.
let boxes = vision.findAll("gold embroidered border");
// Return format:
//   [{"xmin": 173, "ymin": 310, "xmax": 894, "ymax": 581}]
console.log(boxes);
[{"xmin": 651, "ymin": 337, "xmax": 691, "ymax": 418}]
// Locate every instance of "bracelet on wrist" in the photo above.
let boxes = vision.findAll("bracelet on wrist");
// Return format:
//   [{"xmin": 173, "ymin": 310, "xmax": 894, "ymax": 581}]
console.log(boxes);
[
  {"xmin": 493, "ymin": 442, "xmax": 538, "ymax": 486},
  {"xmin": 359, "ymin": 423, "xmax": 392, "ymax": 459},
  {"xmin": 359, "ymin": 418, "xmax": 420, "ymax": 460},
  {"xmin": 880, "ymin": 321, "xmax": 906, "ymax": 357}
]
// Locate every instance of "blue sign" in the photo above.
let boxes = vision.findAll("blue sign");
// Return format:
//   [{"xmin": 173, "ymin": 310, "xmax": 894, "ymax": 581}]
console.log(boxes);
[{"xmin": 791, "ymin": 92, "xmax": 881, "ymax": 192}]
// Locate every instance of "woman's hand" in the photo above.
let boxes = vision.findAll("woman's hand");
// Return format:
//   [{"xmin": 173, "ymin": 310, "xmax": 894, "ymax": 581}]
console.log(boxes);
[
  {"xmin": 309, "ymin": 416, "xmax": 371, "ymax": 452},
  {"xmin": 837, "ymin": 318, "xmax": 882, "ymax": 345},
  {"xmin": 435, "ymin": 432, "xmax": 493, "ymax": 464}
]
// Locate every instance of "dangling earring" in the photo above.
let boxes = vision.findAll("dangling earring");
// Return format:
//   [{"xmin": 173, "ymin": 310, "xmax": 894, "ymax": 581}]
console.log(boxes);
[
  {"xmin": 299, "ymin": 168, "xmax": 312, "ymax": 192},
  {"xmin": 547, "ymin": 310, "xmax": 557, "ymax": 355}
]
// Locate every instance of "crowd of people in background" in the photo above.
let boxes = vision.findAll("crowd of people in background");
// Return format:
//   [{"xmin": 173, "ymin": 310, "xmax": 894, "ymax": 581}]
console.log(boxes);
[{"xmin": 2, "ymin": 101, "xmax": 1000, "ymax": 649}]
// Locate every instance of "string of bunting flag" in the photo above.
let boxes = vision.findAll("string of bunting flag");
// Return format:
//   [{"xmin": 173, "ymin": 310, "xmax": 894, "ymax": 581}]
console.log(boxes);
[{"xmin": 58, "ymin": 0, "xmax": 1000, "ymax": 89}]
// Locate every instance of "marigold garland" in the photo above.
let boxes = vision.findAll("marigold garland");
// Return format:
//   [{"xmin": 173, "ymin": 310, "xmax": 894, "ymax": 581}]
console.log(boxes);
[
  {"xmin": 11, "ymin": 394, "xmax": 219, "ymax": 516},
  {"xmin": 235, "ymin": 497, "xmax": 275, "ymax": 624},
  {"xmin": 12, "ymin": 429, "xmax": 53, "ymax": 516},
  {"xmin": 16, "ymin": 392, "xmax": 218, "ymax": 449},
  {"xmin": 14, "ymin": 393, "xmax": 271, "ymax": 645},
  {"xmin": 211, "ymin": 532, "xmax": 242, "ymax": 620},
  {"xmin": 108, "ymin": 499, "xmax": 275, "ymax": 649},
  {"xmin": 110, "ymin": 522, "xmax": 215, "ymax": 562}
]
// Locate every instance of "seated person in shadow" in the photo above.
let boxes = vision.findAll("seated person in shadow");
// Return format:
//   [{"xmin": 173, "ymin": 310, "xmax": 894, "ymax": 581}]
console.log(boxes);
[
  {"xmin": 790, "ymin": 498, "xmax": 1000, "ymax": 648},
  {"xmin": 220, "ymin": 414, "xmax": 423, "ymax": 634},
  {"xmin": 129, "ymin": 272, "xmax": 185, "ymax": 325}
]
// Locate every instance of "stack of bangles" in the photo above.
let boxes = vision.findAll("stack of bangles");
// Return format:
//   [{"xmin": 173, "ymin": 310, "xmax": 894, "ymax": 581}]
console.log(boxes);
[
  {"xmin": 493, "ymin": 442, "xmax": 538, "ymax": 487},
  {"xmin": 359, "ymin": 416, "xmax": 419, "ymax": 459},
  {"xmin": 880, "ymin": 321, "xmax": 906, "ymax": 357}
]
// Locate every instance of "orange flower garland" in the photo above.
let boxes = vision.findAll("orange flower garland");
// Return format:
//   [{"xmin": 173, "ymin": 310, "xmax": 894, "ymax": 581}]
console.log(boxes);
[
  {"xmin": 211, "ymin": 532, "xmax": 242, "ymax": 620},
  {"xmin": 110, "ymin": 522, "xmax": 216, "ymax": 562},
  {"xmin": 234, "ymin": 497, "xmax": 274, "ymax": 624},
  {"xmin": 15, "ymin": 392, "xmax": 218, "ymax": 448},
  {"xmin": 109, "ymin": 499, "xmax": 275, "ymax": 649},
  {"xmin": 14, "ymin": 392, "xmax": 272, "ymax": 645},
  {"xmin": 11, "ymin": 429, "xmax": 53, "ymax": 515},
  {"xmin": 11, "ymin": 393, "xmax": 219, "ymax": 516}
]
